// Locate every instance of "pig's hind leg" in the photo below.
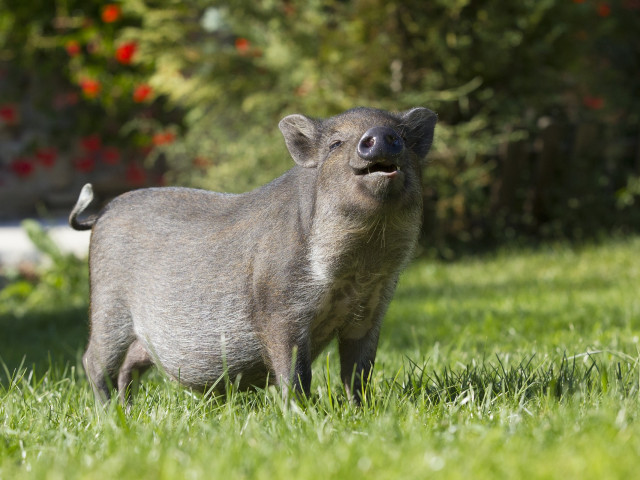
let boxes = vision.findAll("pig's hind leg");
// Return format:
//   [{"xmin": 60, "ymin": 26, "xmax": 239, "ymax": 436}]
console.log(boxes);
[
  {"xmin": 83, "ymin": 305, "xmax": 136, "ymax": 405},
  {"xmin": 117, "ymin": 339, "xmax": 153, "ymax": 406},
  {"xmin": 83, "ymin": 339, "xmax": 127, "ymax": 405}
]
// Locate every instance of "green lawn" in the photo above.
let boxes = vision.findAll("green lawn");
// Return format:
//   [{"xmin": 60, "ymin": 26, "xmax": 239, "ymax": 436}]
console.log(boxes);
[{"xmin": 1, "ymin": 237, "xmax": 640, "ymax": 479}]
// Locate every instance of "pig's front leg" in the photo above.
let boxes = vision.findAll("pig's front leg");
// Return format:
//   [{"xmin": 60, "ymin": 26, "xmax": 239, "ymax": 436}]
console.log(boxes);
[
  {"xmin": 268, "ymin": 336, "xmax": 312, "ymax": 400},
  {"xmin": 338, "ymin": 323, "xmax": 381, "ymax": 404}
]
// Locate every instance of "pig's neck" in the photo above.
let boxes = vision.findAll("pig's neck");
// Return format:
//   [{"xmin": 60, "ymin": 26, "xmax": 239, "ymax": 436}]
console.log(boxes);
[{"xmin": 307, "ymin": 201, "xmax": 421, "ymax": 286}]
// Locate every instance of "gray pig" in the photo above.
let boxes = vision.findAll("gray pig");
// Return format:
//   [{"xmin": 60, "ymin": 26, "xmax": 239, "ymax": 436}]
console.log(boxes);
[{"xmin": 70, "ymin": 107, "xmax": 437, "ymax": 405}]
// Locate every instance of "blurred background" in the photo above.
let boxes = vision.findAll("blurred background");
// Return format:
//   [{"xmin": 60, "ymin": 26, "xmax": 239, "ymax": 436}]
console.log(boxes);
[{"xmin": 0, "ymin": 0, "xmax": 639, "ymax": 258}]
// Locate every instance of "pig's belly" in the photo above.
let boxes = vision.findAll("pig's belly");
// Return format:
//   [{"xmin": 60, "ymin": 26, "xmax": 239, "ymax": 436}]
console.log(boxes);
[{"xmin": 133, "ymin": 317, "xmax": 269, "ymax": 391}]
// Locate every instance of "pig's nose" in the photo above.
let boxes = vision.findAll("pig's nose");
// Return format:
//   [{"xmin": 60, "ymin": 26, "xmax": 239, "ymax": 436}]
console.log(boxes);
[{"xmin": 357, "ymin": 126, "xmax": 404, "ymax": 161}]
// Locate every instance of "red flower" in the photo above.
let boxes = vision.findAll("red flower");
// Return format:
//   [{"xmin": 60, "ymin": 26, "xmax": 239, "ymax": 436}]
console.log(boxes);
[
  {"xmin": 10, "ymin": 158, "xmax": 34, "ymax": 177},
  {"xmin": 126, "ymin": 164, "xmax": 146, "ymax": 185},
  {"xmin": 65, "ymin": 40, "xmax": 81, "ymax": 57},
  {"xmin": 74, "ymin": 156, "xmax": 96, "ymax": 173},
  {"xmin": 36, "ymin": 147, "xmax": 58, "ymax": 167},
  {"xmin": 0, "ymin": 104, "xmax": 18, "ymax": 124},
  {"xmin": 102, "ymin": 147, "xmax": 121, "ymax": 165},
  {"xmin": 597, "ymin": 3, "xmax": 611, "ymax": 16},
  {"xmin": 133, "ymin": 84, "xmax": 153, "ymax": 102},
  {"xmin": 101, "ymin": 4, "xmax": 121, "ymax": 23},
  {"xmin": 235, "ymin": 38, "xmax": 250, "ymax": 54},
  {"xmin": 583, "ymin": 95, "xmax": 605, "ymax": 110},
  {"xmin": 80, "ymin": 79, "xmax": 101, "ymax": 98},
  {"xmin": 81, "ymin": 135, "xmax": 102, "ymax": 152},
  {"xmin": 115, "ymin": 42, "xmax": 137, "ymax": 64},
  {"xmin": 152, "ymin": 131, "xmax": 176, "ymax": 146}
]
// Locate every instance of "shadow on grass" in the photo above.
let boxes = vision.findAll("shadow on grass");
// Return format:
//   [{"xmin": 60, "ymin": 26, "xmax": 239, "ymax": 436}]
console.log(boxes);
[
  {"xmin": 393, "ymin": 274, "xmax": 616, "ymax": 305},
  {"xmin": 0, "ymin": 305, "xmax": 88, "ymax": 384}
]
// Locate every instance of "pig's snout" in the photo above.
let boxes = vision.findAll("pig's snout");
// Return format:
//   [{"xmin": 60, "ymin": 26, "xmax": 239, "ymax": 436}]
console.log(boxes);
[{"xmin": 357, "ymin": 126, "xmax": 404, "ymax": 162}]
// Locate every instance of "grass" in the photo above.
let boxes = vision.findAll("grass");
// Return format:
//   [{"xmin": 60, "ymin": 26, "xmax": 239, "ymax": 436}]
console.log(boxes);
[{"xmin": 2, "ymin": 236, "xmax": 640, "ymax": 479}]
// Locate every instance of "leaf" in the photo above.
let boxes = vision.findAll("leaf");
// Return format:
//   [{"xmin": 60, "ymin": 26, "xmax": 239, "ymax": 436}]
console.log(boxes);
[{"xmin": 21, "ymin": 220, "xmax": 63, "ymax": 263}]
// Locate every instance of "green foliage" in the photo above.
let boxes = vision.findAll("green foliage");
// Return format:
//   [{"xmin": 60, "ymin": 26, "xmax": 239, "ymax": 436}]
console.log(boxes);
[
  {"xmin": 0, "ymin": 221, "xmax": 88, "ymax": 317},
  {"xmin": 134, "ymin": 0, "xmax": 640, "ymax": 248},
  {"xmin": 2, "ymin": 236, "xmax": 640, "ymax": 479},
  {"xmin": 0, "ymin": 1, "xmax": 178, "ymax": 187},
  {"xmin": 1, "ymin": 1, "xmax": 638, "ymax": 245}
]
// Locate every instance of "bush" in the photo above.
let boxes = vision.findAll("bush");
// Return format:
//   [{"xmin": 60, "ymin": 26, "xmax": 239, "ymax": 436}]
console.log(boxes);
[
  {"xmin": 1, "ymin": 0, "xmax": 638, "ymax": 253},
  {"xmin": 0, "ymin": 220, "xmax": 88, "ymax": 316},
  {"xmin": 0, "ymin": 1, "xmax": 178, "ymax": 199}
]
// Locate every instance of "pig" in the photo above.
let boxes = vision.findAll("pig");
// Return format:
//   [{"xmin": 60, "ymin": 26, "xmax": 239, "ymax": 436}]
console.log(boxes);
[{"xmin": 69, "ymin": 107, "xmax": 437, "ymax": 406}]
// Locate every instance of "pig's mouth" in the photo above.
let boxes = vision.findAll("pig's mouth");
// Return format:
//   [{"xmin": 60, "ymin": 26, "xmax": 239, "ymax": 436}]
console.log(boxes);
[{"xmin": 353, "ymin": 161, "xmax": 400, "ymax": 177}]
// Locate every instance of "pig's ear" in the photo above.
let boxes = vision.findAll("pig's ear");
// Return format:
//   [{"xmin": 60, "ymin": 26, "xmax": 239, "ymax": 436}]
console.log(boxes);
[
  {"xmin": 279, "ymin": 114, "xmax": 319, "ymax": 168},
  {"xmin": 400, "ymin": 107, "xmax": 437, "ymax": 160}
]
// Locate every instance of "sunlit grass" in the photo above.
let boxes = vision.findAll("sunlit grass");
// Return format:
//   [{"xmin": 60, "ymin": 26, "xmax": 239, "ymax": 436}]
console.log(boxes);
[{"xmin": 1, "ymin": 237, "xmax": 640, "ymax": 479}]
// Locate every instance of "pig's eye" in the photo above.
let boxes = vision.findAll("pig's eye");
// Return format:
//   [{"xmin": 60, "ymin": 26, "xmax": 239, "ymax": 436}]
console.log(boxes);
[{"xmin": 328, "ymin": 140, "xmax": 343, "ymax": 152}]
